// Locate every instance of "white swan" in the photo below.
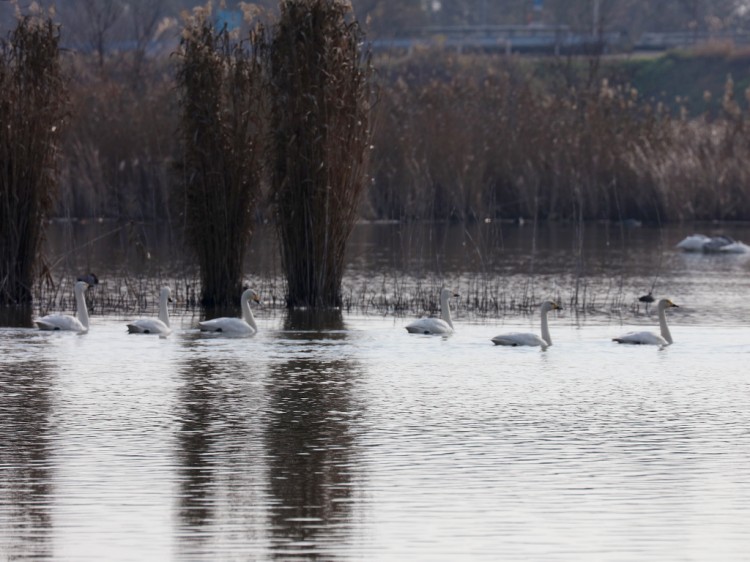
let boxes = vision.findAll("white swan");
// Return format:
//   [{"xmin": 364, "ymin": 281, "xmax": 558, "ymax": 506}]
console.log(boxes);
[
  {"xmin": 198, "ymin": 288, "xmax": 260, "ymax": 335},
  {"xmin": 405, "ymin": 287, "xmax": 459, "ymax": 335},
  {"xmin": 613, "ymin": 298, "xmax": 679, "ymax": 346},
  {"xmin": 676, "ymin": 234, "xmax": 749, "ymax": 253},
  {"xmin": 491, "ymin": 301, "xmax": 560, "ymax": 350},
  {"xmin": 127, "ymin": 286, "xmax": 173, "ymax": 336},
  {"xmin": 35, "ymin": 281, "xmax": 90, "ymax": 332}
]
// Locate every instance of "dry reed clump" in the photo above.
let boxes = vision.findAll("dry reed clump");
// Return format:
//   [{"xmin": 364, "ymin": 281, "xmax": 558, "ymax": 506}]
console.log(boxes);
[
  {"xmin": 175, "ymin": 8, "xmax": 267, "ymax": 307},
  {"xmin": 0, "ymin": 14, "xmax": 66, "ymax": 304},
  {"xmin": 269, "ymin": 0, "xmax": 374, "ymax": 309}
]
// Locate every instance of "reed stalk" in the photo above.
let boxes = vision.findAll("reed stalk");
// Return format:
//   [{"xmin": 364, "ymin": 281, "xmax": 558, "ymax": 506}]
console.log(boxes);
[
  {"xmin": 0, "ymin": 15, "xmax": 65, "ymax": 304},
  {"xmin": 175, "ymin": 8, "xmax": 267, "ymax": 307},
  {"xmin": 269, "ymin": 0, "xmax": 373, "ymax": 308}
]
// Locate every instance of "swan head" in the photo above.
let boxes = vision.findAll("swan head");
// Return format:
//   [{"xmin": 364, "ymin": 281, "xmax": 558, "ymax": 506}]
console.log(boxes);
[
  {"xmin": 241, "ymin": 288, "xmax": 261, "ymax": 304},
  {"xmin": 657, "ymin": 298, "xmax": 678, "ymax": 310},
  {"xmin": 440, "ymin": 287, "xmax": 459, "ymax": 300},
  {"xmin": 540, "ymin": 301, "xmax": 561, "ymax": 312},
  {"xmin": 160, "ymin": 286, "xmax": 173, "ymax": 303}
]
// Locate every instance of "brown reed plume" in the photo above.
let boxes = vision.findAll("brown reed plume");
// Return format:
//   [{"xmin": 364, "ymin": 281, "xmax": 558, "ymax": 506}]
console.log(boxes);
[
  {"xmin": 269, "ymin": 0, "xmax": 374, "ymax": 309},
  {"xmin": 0, "ymin": 14, "xmax": 66, "ymax": 305},
  {"xmin": 175, "ymin": 7, "xmax": 267, "ymax": 307}
]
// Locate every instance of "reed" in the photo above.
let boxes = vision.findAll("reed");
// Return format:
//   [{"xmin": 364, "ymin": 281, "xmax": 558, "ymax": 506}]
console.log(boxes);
[
  {"xmin": 0, "ymin": 15, "xmax": 66, "ymax": 304},
  {"xmin": 269, "ymin": 0, "xmax": 374, "ymax": 308},
  {"xmin": 175, "ymin": 8, "xmax": 267, "ymax": 307}
]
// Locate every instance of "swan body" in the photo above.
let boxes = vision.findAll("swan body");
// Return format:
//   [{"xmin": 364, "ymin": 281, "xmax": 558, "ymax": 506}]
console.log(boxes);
[
  {"xmin": 492, "ymin": 301, "xmax": 560, "ymax": 350},
  {"xmin": 613, "ymin": 298, "xmax": 679, "ymax": 346},
  {"xmin": 405, "ymin": 287, "xmax": 459, "ymax": 335},
  {"xmin": 676, "ymin": 234, "xmax": 749, "ymax": 253},
  {"xmin": 127, "ymin": 286, "xmax": 173, "ymax": 336},
  {"xmin": 199, "ymin": 289, "xmax": 260, "ymax": 335},
  {"xmin": 35, "ymin": 281, "xmax": 90, "ymax": 332}
]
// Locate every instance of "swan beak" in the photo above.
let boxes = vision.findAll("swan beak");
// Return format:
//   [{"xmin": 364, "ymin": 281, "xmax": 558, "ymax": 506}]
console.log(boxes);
[
  {"xmin": 453, "ymin": 293, "xmax": 459, "ymax": 298},
  {"xmin": 253, "ymin": 295, "xmax": 261, "ymax": 304},
  {"xmin": 553, "ymin": 302, "xmax": 562, "ymax": 310},
  {"xmin": 670, "ymin": 301, "xmax": 679, "ymax": 308},
  {"xmin": 168, "ymin": 297, "xmax": 174, "ymax": 303}
]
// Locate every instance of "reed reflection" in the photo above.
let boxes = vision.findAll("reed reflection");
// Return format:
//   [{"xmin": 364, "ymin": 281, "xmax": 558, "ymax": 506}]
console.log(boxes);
[
  {"xmin": 0, "ymin": 337, "xmax": 53, "ymax": 559},
  {"xmin": 0, "ymin": 305, "xmax": 33, "ymax": 328},
  {"xmin": 265, "ymin": 309, "xmax": 359, "ymax": 557},
  {"xmin": 173, "ymin": 339, "xmax": 267, "ymax": 555}
]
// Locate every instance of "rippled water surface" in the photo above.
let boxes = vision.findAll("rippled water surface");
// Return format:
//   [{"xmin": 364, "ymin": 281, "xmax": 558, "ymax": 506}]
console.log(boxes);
[{"xmin": 2, "ymin": 223, "xmax": 750, "ymax": 560}]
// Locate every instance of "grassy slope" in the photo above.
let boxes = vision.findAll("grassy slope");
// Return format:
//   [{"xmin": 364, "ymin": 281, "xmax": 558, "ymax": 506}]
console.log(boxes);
[{"xmin": 613, "ymin": 47, "xmax": 750, "ymax": 115}]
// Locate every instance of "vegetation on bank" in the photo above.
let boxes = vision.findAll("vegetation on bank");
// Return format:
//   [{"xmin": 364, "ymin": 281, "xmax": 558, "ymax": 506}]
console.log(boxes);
[
  {"xmin": 43, "ymin": 43, "xmax": 750, "ymax": 227},
  {"xmin": 0, "ymin": 15, "xmax": 66, "ymax": 304}
]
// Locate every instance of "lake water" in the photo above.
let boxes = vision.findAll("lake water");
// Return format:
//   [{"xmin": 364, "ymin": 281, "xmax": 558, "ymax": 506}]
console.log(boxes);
[{"xmin": 1, "ymin": 222, "xmax": 750, "ymax": 561}]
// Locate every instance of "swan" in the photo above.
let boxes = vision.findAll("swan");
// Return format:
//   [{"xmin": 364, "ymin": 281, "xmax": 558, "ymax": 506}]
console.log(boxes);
[
  {"xmin": 405, "ymin": 287, "xmax": 459, "ymax": 335},
  {"xmin": 127, "ymin": 286, "xmax": 173, "ymax": 336},
  {"xmin": 491, "ymin": 301, "xmax": 561, "ymax": 350},
  {"xmin": 613, "ymin": 298, "xmax": 679, "ymax": 346},
  {"xmin": 35, "ymin": 281, "xmax": 90, "ymax": 332},
  {"xmin": 198, "ymin": 288, "xmax": 260, "ymax": 335},
  {"xmin": 676, "ymin": 234, "xmax": 749, "ymax": 253}
]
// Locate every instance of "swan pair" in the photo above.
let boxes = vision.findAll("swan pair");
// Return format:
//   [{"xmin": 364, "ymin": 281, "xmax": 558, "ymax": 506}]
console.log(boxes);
[
  {"xmin": 129, "ymin": 287, "xmax": 261, "ymax": 336},
  {"xmin": 404, "ymin": 288, "xmax": 562, "ymax": 349},
  {"xmin": 676, "ymin": 234, "xmax": 750, "ymax": 254}
]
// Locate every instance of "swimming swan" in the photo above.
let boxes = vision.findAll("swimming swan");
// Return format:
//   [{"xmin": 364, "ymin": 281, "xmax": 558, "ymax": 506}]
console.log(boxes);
[
  {"xmin": 127, "ymin": 286, "xmax": 173, "ymax": 336},
  {"xmin": 405, "ymin": 287, "xmax": 459, "ymax": 335},
  {"xmin": 199, "ymin": 288, "xmax": 260, "ymax": 335},
  {"xmin": 491, "ymin": 301, "xmax": 561, "ymax": 349},
  {"xmin": 35, "ymin": 281, "xmax": 90, "ymax": 332},
  {"xmin": 676, "ymin": 234, "xmax": 750, "ymax": 253},
  {"xmin": 613, "ymin": 298, "xmax": 679, "ymax": 346}
]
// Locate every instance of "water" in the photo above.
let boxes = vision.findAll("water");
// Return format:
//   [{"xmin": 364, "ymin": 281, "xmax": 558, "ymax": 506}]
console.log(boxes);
[{"xmin": 2, "ymin": 222, "xmax": 750, "ymax": 560}]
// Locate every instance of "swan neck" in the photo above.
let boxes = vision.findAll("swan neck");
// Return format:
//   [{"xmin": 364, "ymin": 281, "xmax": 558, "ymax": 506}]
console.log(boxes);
[
  {"xmin": 158, "ymin": 293, "xmax": 170, "ymax": 327},
  {"xmin": 440, "ymin": 293, "xmax": 454, "ymax": 329},
  {"xmin": 658, "ymin": 305, "xmax": 673, "ymax": 344},
  {"xmin": 242, "ymin": 296, "xmax": 258, "ymax": 332},
  {"xmin": 75, "ymin": 285, "xmax": 89, "ymax": 329},
  {"xmin": 540, "ymin": 307, "xmax": 551, "ymax": 346}
]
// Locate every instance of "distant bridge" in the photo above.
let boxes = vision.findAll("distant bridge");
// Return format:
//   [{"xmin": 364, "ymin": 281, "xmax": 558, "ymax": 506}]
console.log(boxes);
[{"xmin": 370, "ymin": 25, "xmax": 750, "ymax": 56}]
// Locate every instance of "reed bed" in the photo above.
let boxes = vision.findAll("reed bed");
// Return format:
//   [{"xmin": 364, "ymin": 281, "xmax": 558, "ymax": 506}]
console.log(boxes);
[
  {"xmin": 29, "ymin": 270, "xmax": 645, "ymax": 323},
  {"xmin": 0, "ymin": 15, "xmax": 66, "ymax": 304}
]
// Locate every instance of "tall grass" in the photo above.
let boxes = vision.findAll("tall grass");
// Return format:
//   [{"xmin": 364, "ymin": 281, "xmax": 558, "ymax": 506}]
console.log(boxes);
[
  {"xmin": 0, "ymin": 15, "xmax": 66, "ymax": 304},
  {"xmin": 175, "ymin": 8, "xmax": 267, "ymax": 307},
  {"xmin": 269, "ymin": 0, "xmax": 373, "ymax": 309}
]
